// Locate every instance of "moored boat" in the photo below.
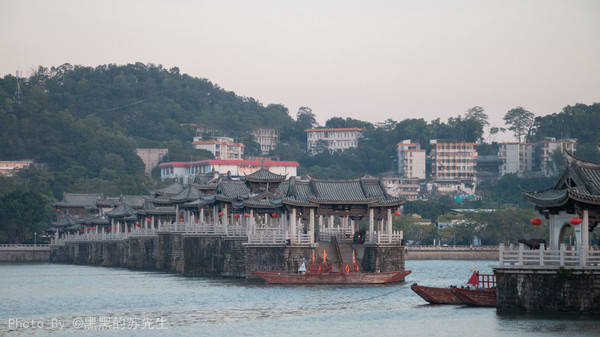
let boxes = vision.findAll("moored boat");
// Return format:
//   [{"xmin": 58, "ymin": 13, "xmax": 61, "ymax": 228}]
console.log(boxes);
[
  {"xmin": 411, "ymin": 270, "xmax": 496, "ymax": 307},
  {"xmin": 410, "ymin": 284, "xmax": 463, "ymax": 304},
  {"xmin": 255, "ymin": 268, "xmax": 411, "ymax": 284},
  {"xmin": 451, "ymin": 287, "xmax": 497, "ymax": 307}
]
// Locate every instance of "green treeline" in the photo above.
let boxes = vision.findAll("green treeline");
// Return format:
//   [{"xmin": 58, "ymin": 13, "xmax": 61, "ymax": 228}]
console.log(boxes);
[{"xmin": 0, "ymin": 63, "xmax": 599, "ymax": 243}]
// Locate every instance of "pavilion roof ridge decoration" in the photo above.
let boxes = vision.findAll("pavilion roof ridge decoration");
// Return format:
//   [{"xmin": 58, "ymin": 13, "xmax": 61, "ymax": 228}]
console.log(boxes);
[
  {"xmin": 244, "ymin": 168, "xmax": 286, "ymax": 182},
  {"xmin": 523, "ymin": 152, "xmax": 600, "ymax": 207}
]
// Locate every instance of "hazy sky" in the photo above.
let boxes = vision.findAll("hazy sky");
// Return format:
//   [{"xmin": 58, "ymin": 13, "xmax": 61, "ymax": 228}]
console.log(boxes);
[{"xmin": 1, "ymin": 0, "xmax": 599, "ymax": 140}]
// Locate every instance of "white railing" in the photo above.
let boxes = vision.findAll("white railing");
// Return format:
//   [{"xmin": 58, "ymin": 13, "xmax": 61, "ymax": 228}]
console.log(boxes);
[
  {"xmin": 159, "ymin": 223, "xmax": 246, "ymax": 236},
  {"xmin": 498, "ymin": 243, "xmax": 600, "ymax": 268},
  {"xmin": 0, "ymin": 244, "xmax": 50, "ymax": 250},
  {"xmin": 365, "ymin": 231, "xmax": 404, "ymax": 244},
  {"xmin": 247, "ymin": 228, "xmax": 286, "ymax": 245},
  {"xmin": 319, "ymin": 227, "xmax": 354, "ymax": 242}
]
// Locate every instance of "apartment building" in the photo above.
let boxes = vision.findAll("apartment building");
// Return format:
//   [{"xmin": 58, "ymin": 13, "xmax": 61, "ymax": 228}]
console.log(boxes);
[
  {"xmin": 192, "ymin": 136, "xmax": 244, "ymax": 160},
  {"xmin": 540, "ymin": 137, "xmax": 577, "ymax": 177},
  {"xmin": 429, "ymin": 140, "xmax": 478, "ymax": 183},
  {"xmin": 498, "ymin": 142, "xmax": 535, "ymax": 177},
  {"xmin": 252, "ymin": 128, "xmax": 278, "ymax": 154},
  {"xmin": 305, "ymin": 128, "xmax": 362, "ymax": 153},
  {"xmin": 397, "ymin": 140, "xmax": 426, "ymax": 179}
]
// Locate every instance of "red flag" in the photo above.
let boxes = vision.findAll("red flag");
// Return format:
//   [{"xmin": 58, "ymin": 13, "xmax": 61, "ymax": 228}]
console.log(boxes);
[
  {"xmin": 323, "ymin": 250, "xmax": 327, "ymax": 263},
  {"xmin": 312, "ymin": 250, "xmax": 315, "ymax": 264},
  {"xmin": 467, "ymin": 271, "xmax": 479, "ymax": 287},
  {"xmin": 352, "ymin": 250, "xmax": 356, "ymax": 264}
]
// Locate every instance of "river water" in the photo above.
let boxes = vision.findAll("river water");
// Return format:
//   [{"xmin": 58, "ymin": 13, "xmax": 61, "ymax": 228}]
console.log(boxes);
[{"xmin": 1, "ymin": 260, "xmax": 598, "ymax": 337}]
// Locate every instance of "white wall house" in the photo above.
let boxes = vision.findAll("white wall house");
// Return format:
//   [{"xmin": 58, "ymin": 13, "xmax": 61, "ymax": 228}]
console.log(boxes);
[
  {"xmin": 498, "ymin": 142, "xmax": 535, "ymax": 177},
  {"xmin": 192, "ymin": 136, "xmax": 244, "ymax": 160},
  {"xmin": 305, "ymin": 128, "xmax": 362, "ymax": 153},
  {"xmin": 251, "ymin": 128, "xmax": 278, "ymax": 154},
  {"xmin": 159, "ymin": 159, "xmax": 299, "ymax": 181},
  {"xmin": 397, "ymin": 140, "xmax": 426, "ymax": 180},
  {"xmin": 540, "ymin": 137, "xmax": 577, "ymax": 177}
]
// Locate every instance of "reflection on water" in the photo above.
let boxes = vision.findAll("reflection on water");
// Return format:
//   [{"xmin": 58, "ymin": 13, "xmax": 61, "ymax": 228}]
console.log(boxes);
[{"xmin": 0, "ymin": 261, "xmax": 598, "ymax": 337}]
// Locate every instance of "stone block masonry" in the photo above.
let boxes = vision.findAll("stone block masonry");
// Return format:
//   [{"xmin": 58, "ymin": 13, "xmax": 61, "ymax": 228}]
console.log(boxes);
[
  {"xmin": 495, "ymin": 267, "xmax": 600, "ymax": 313},
  {"xmin": 0, "ymin": 245, "xmax": 50, "ymax": 262}
]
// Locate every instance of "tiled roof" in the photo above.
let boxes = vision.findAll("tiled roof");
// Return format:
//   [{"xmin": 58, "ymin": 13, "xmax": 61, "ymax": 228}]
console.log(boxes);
[
  {"xmin": 524, "ymin": 152, "xmax": 600, "ymax": 207},
  {"xmin": 106, "ymin": 204, "xmax": 137, "ymax": 218},
  {"xmin": 245, "ymin": 168, "xmax": 286, "ymax": 182},
  {"xmin": 155, "ymin": 182, "xmax": 184, "ymax": 196},
  {"xmin": 120, "ymin": 195, "xmax": 147, "ymax": 209},
  {"xmin": 243, "ymin": 192, "xmax": 283, "ymax": 208},
  {"xmin": 217, "ymin": 180, "xmax": 250, "ymax": 200},
  {"xmin": 169, "ymin": 186, "xmax": 204, "ymax": 203},
  {"xmin": 54, "ymin": 193, "xmax": 100, "ymax": 208}
]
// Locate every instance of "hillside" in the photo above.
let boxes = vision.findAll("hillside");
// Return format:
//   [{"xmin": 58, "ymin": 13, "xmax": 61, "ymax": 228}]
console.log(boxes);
[{"xmin": 0, "ymin": 63, "xmax": 294, "ymax": 197}]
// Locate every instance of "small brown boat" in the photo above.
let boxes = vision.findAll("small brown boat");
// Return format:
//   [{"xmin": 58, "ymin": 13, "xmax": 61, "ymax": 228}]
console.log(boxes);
[
  {"xmin": 411, "ymin": 271, "xmax": 496, "ymax": 307},
  {"xmin": 410, "ymin": 284, "xmax": 463, "ymax": 304},
  {"xmin": 451, "ymin": 287, "xmax": 497, "ymax": 307}
]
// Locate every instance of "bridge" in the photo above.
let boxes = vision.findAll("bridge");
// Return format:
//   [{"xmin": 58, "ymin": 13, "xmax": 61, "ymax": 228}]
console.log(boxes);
[{"xmin": 0, "ymin": 244, "xmax": 51, "ymax": 262}]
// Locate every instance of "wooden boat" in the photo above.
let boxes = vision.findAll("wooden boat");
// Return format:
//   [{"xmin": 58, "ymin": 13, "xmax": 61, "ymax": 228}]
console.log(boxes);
[
  {"xmin": 411, "ymin": 271, "xmax": 496, "ymax": 307},
  {"xmin": 410, "ymin": 284, "xmax": 463, "ymax": 304},
  {"xmin": 451, "ymin": 287, "xmax": 497, "ymax": 307},
  {"xmin": 255, "ymin": 268, "xmax": 411, "ymax": 284}
]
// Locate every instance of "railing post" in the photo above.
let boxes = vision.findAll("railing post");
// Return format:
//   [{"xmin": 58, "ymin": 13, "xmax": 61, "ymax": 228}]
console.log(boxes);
[
  {"xmin": 518, "ymin": 243, "xmax": 524, "ymax": 266},
  {"xmin": 560, "ymin": 243, "xmax": 565, "ymax": 266},
  {"xmin": 499, "ymin": 243, "xmax": 504, "ymax": 265},
  {"xmin": 539, "ymin": 243, "xmax": 545, "ymax": 266}
]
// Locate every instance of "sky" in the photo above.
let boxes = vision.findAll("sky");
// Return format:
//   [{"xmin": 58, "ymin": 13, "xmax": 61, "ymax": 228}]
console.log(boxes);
[{"xmin": 1, "ymin": 0, "xmax": 599, "ymax": 141}]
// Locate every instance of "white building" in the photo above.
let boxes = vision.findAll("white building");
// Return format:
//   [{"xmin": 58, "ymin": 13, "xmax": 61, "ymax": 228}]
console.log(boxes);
[
  {"xmin": 381, "ymin": 176, "xmax": 421, "ymax": 201},
  {"xmin": 159, "ymin": 159, "xmax": 299, "ymax": 181},
  {"xmin": 430, "ymin": 140, "xmax": 477, "ymax": 183},
  {"xmin": 498, "ymin": 142, "xmax": 535, "ymax": 177},
  {"xmin": 0, "ymin": 160, "xmax": 33, "ymax": 176},
  {"xmin": 192, "ymin": 136, "xmax": 244, "ymax": 160},
  {"xmin": 305, "ymin": 128, "xmax": 362, "ymax": 153},
  {"xmin": 397, "ymin": 140, "xmax": 426, "ymax": 179},
  {"xmin": 252, "ymin": 128, "xmax": 278, "ymax": 154},
  {"xmin": 540, "ymin": 137, "xmax": 577, "ymax": 177}
]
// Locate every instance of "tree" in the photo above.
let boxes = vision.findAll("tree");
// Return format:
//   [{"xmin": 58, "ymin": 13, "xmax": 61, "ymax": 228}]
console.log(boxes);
[
  {"xmin": 504, "ymin": 107, "xmax": 535, "ymax": 142},
  {"xmin": 0, "ymin": 190, "xmax": 51, "ymax": 243},
  {"xmin": 465, "ymin": 106, "xmax": 489, "ymax": 127}
]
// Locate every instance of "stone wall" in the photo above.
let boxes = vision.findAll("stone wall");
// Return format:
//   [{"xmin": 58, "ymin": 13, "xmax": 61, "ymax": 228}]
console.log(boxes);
[
  {"xmin": 495, "ymin": 267, "xmax": 600, "ymax": 313},
  {"xmin": 245, "ymin": 245, "xmax": 287, "ymax": 280},
  {"xmin": 50, "ymin": 237, "xmax": 158, "ymax": 270},
  {"xmin": 362, "ymin": 244, "xmax": 406, "ymax": 272},
  {"xmin": 182, "ymin": 236, "xmax": 246, "ymax": 277},
  {"xmin": 0, "ymin": 248, "xmax": 50, "ymax": 262},
  {"xmin": 406, "ymin": 247, "xmax": 498, "ymax": 260}
]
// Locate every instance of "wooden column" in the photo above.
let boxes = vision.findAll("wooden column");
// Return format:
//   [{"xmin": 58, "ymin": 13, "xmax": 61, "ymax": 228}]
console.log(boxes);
[
  {"xmin": 290, "ymin": 208, "xmax": 297, "ymax": 243},
  {"xmin": 369, "ymin": 208, "xmax": 374, "ymax": 243},
  {"xmin": 309, "ymin": 208, "xmax": 315, "ymax": 244},
  {"xmin": 200, "ymin": 208, "xmax": 204, "ymax": 225},
  {"xmin": 387, "ymin": 208, "xmax": 393, "ymax": 243},
  {"xmin": 329, "ymin": 215, "xmax": 334, "ymax": 229}
]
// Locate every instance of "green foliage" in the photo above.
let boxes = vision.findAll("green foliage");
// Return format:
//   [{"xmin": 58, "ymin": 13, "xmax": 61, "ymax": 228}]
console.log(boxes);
[
  {"xmin": 504, "ymin": 106, "xmax": 535, "ymax": 142},
  {"xmin": 462, "ymin": 208, "xmax": 547, "ymax": 245},
  {"xmin": 532, "ymin": 103, "xmax": 600, "ymax": 161},
  {"xmin": 0, "ymin": 190, "xmax": 52, "ymax": 243}
]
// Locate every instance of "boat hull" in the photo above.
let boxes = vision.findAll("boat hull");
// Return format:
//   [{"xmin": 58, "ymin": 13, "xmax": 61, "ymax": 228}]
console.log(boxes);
[
  {"xmin": 410, "ymin": 284, "xmax": 463, "ymax": 305},
  {"xmin": 451, "ymin": 288, "xmax": 497, "ymax": 307},
  {"xmin": 255, "ymin": 270, "xmax": 411, "ymax": 284}
]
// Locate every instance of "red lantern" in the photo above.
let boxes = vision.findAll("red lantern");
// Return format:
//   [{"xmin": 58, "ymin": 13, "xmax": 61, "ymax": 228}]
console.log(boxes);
[
  {"xmin": 87, "ymin": 227, "xmax": 91, "ymax": 231},
  {"xmin": 92, "ymin": 226, "xmax": 97, "ymax": 230},
  {"xmin": 79, "ymin": 228, "xmax": 84, "ymax": 232},
  {"xmin": 196, "ymin": 218, "xmax": 201, "ymax": 223},
  {"xmin": 146, "ymin": 218, "xmax": 151, "ymax": 223},
  {"xmin": 530, "ymin": 218, "xmax": 542, "ymax": 226},
  {"xmin": 218, "ymin": 212, "xmax": 224, "ymax": 217},
  {"xmin": 50, "ymin": 234, "xmax": 54, "ymax": 238},
  {"xmin": 394, "ymin": 211, "xmax": 401, "ymax": 216},
  {"xmin": 271, "ymin": 212, "xmax": 279, "ymax": 218},
  {"xmin": 52, "ymin": 229, "xmax": 57, "ymax": 233},
  {"xmin": 570, "ymin": 217, "xmax": 582, "ymax": 226},
  {"xmin": 56, "ymin": 209, "xmax": 60, "ymax": 213},
  {"xmin": 234, "ymin": 214, "xmax": 240, "ymax": 219},
  {"xmin": 136, "ymin": 223, "xmax": 141, "ymax": 227},
  {"xmin": 244, "ymin": 213, "xmax": 250, "ymax": 218}
]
